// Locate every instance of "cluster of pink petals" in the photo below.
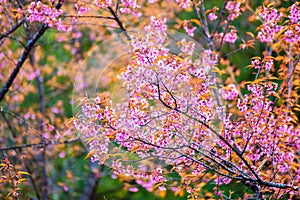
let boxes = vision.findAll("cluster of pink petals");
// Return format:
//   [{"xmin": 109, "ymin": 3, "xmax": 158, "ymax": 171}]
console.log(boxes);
[
  {"xmin": 257, "ymin": 3, "xmax": 300, "ymax": 44},
  {"xmin": 27, "ymin": 1, "xmax": 71, "ymax": 31},
  {"xmin": 259, "ymin": 6, "xmax": 282, "ymax": 24},
  {"xmin": 251, "ymin": 59, "xmax": 261, "ymax": 69},
  {"xmin": 75, "ymin": 3, "xmax": 91, "ymax": 14},
  {"xmin": 146, "ymin": 16, "xmax": 167, "ymax": 32},
  {"xmin": 223, "ymin": 30, "xmax": 238, "ymax": 43},
  {"xmin": 179, "ymin": 39, "xmax": 195, "ymax": 56},
  {"xmin": 220, "ymin": 84, "xmax": 238, "ymax": 100},
  {"xmin": 289, "ymin": 3, "xmax": 300, "ymax": 24},
  {"xmin": 94, "ymin": 0, "xmax": 112, "ymax": 9},
  {"xmin": 284, "ymin": 28, "xmax": 300, "ymax": 44},
  {"xmin": 119, "ymin": 0, "xmax": 141, "ymax": 17},
  {"xmin": 208, "ymin": 12, "xmax": 218, "ymax": 21},
  {"xmin": 175, "ymin": 0, "xmax": 192, "ymax": 10},
  {"xmin": 257, "ymin": 7, "xmax": 282, "ymax": 43},
  {"xmin": 183, "ymin": 21, "xmax": 196, "ymax": 37},
  {"xmin": 235, "ymin": 82, "xmax": 299, "ymax": 176},
  {"xmin": 225, "ymin": 1, "xmax": 242, "ymax": 20},
  {"xmin": 251, "ymin": 58, "xmax": 273, "ymax": 71},
  {"xmin": 284, "ymin": 4, "xmax": 300, "ymax": 44}
]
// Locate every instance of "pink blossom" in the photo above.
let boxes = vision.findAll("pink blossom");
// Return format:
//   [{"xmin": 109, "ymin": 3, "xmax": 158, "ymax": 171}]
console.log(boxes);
[
  {"xmin": 225, "ymin": 1, "xmax": 241, "ymax": 20},
  {"xmin": 51, "ymin": 107, "xmax": 59, "ymax": 114},
  {"xmin": 288, "ymin": 4, "xmax": 300, "ymax": 24},
  {"xmin": 148, "ymin": 16, "xmax": 167, "ymax": 32},
  {"xmin": 257, "ymin": 7, "xmax": 282, "ymax": 43},
  {"xmin": 26, "ymin": 1, "xmax": 71, "ymax": 32},
  {"xmin": 223, "ymin": 30, "xmax": 238, "ymax": 43},
  {"xmin": 119, "ymin": 0, "xmax": 141, "ymax": 17},
  {"xmin": 75, "ymin": 3, "xmax": 91, "ymax": 14},
  {"xmin": 259, "ymin": 7, "xmax": 282, "ymax": 23},
  {"xmin": 251, "ymin": 59, "xmax": 261, "ymax": 69},
  {"xmin": 59, "ymin": 151, "xmax": 66, "ymax": 158},
  {"xmin": 179, "ymin": 39, "xmax": 195, "ymax": 55},
  {"xmin": 128, "ymin": 187, "xmax": 139, "ymax": 192},
  {"xmin": 220, "ymin": 84, "xmax": 238, "ymax": 100},
  {"xmin": 284, "ymin": 29, "xmax": 300, "ymax": 44},
  {"xmin": 208, "ymin": 12, "xmax": 218, "ymax": 21},
  {"xmin": 94, "ymin": 0, "xmax": 112, "ymax": 8},
  {"xmin": 48, "ymin": 125, "xmax": 55, "ymax": 131},
  {"xmin": 264, "ymin": 59, "xmax": 273, "ymax": 71},
  {"xmin": 63, "ymin": 185, "xmax": 69, "ymax": 192},
  {"xmin": 183, "ymin": 22, "xmax": 196, "ymax": 37},
  {"xmin": 176, "ymin": 0, "xmax": 192, "ymax": 10},
  {"xmin": 258, "ymin": 24, "xmax": 282, "ymax": 43}
]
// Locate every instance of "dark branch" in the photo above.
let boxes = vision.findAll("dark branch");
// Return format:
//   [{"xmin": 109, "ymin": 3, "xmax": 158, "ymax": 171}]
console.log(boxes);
[
  {"xmin": 0, "ymin": 0, "xmax": 64, "ymax": 103},
  {"xmin": 0, "ymin": 19, "xmax": 25, "ymax": 41},
  {"xmin": 0, "ymin": 139, "xmax": 80, "ymax": 152}
]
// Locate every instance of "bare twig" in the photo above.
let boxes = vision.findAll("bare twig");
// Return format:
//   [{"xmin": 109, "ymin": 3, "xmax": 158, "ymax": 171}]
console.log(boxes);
[
  {"xmin": 63, "ymin": 15, "xmax": 115, "ymax": 20},
  {"xmin": 211, "ymin": 0, "xmax": 228, "ymax": 40},
  {"xmin": 107, "ymin": 6, "xmax": 131, "ymax": 40}
]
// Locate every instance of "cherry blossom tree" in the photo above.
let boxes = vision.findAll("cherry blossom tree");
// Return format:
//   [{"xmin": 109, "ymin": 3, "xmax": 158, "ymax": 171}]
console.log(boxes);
[{"xmin": 0, "ymin": 0, "xmax": 299, "ymax": 199}]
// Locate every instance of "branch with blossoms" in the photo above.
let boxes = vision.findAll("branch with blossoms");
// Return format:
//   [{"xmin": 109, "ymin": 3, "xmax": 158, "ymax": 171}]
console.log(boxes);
[
  {"xmin": 72, "ymin": 1, "xmax": 300, "ymax": 199},
  {"xmin": 0, "ymin": 0, "xmax": 299, "ymax": 199},
  {"xmin": 0, "ymin": 0, "xmax": 65, "ymax": 102}
]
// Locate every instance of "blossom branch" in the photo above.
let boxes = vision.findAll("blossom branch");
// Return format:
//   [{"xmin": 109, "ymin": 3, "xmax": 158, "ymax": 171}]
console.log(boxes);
[{"xmin": 0, "ymin": 0, "xmax": 64, "ymax": 102}]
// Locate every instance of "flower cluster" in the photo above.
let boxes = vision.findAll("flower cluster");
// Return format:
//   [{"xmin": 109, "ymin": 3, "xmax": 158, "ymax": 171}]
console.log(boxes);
[
  {"xmin": 145, "ymin": 16, "xmax": 167, "ymax": 33},
  {"xmin": 257, "ymin": 6, "xmax": 282, "ymax": 43},
  {"xmin": 175, "ymin": 0, "xmax": 192, "ymax": 10},
  {"xmin": 223, "ymin": 30, "xmax": 238, "ymax": 43},
  {"xmin": 26, "ymin": 1, "xmax": 71, "ymax": 31},
  {"xmin": 75, "ymin": 3, "xmax": 91, "ymax": 14},
  {"xmin": 235, "ymin": 80, "xmax": 299, "ymax": 177},
  {"xmin": 94, "ymin": 0, "xmax": 112, "ymax": 8},
  {"xmin": 251, "ymin": 57, "xmax": 274, "ymax": 71},
  {"xmin": 220, "ymin": 84, "xmax": 238, "ymax": 100},
  {"xmin": 289, "ymin": 3, "xmax": 300, "ymax": 24},
  {"xmin": 208, "ymin": 12, "xmax": 218, "ymax": 21},
  {"xmin": 178, "ymin": 39, "xmax": 196, "ymax": 56},
  {"xmin": 284, "ymin": 29, "xmax": 300, "ymax": 44},
  {"xmin": 183, "ymin": 21, "xmax": 196, "ymax": 37},
  {"xmin": 119, "ymin": 0, "xmax": 141, "ymax": 17},
  {"xmin": 225, "ymin": 1, "xmax": 242, "ymax": 20},
  {"xmin": 284, "ymin": 3, "xmax": 300, "ymax": 44}
]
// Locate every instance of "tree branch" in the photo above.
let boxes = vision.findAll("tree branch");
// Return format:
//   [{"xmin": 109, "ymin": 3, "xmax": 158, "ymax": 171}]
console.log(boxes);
[
  {"xmin": 0, "ymin": 138, "xmax": 80, "ymax": 152},
  {"xmin": 0, "ymin": 19, "xmax": 25, "ymax": 41},
  {"xmin": 0, "ymin": 0, "xmax": 64, "ymax": 103},
  {"xmin": 0, "ymin": 24, "xmax": 48, "ymax": 103}
]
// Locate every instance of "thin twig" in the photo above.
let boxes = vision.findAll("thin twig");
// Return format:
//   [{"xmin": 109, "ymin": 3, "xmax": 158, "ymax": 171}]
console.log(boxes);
[
  {"xmin": 0, "ymin": 19, "xmax": 25, "ymax": 41},
  {"xmin": 107, "ymin": 6, "xmax": 131, "ymax": 40},
  {"xmin": 63, "ymin": 15, "xmax": 115, "ymax": 20},
  {"xmin": 0, "ymin": 138, "xmax": 80, "ymax": 152},
  {"xmin": 211, "ymin": 0, "xmax": 228, "ymax": 40}
]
